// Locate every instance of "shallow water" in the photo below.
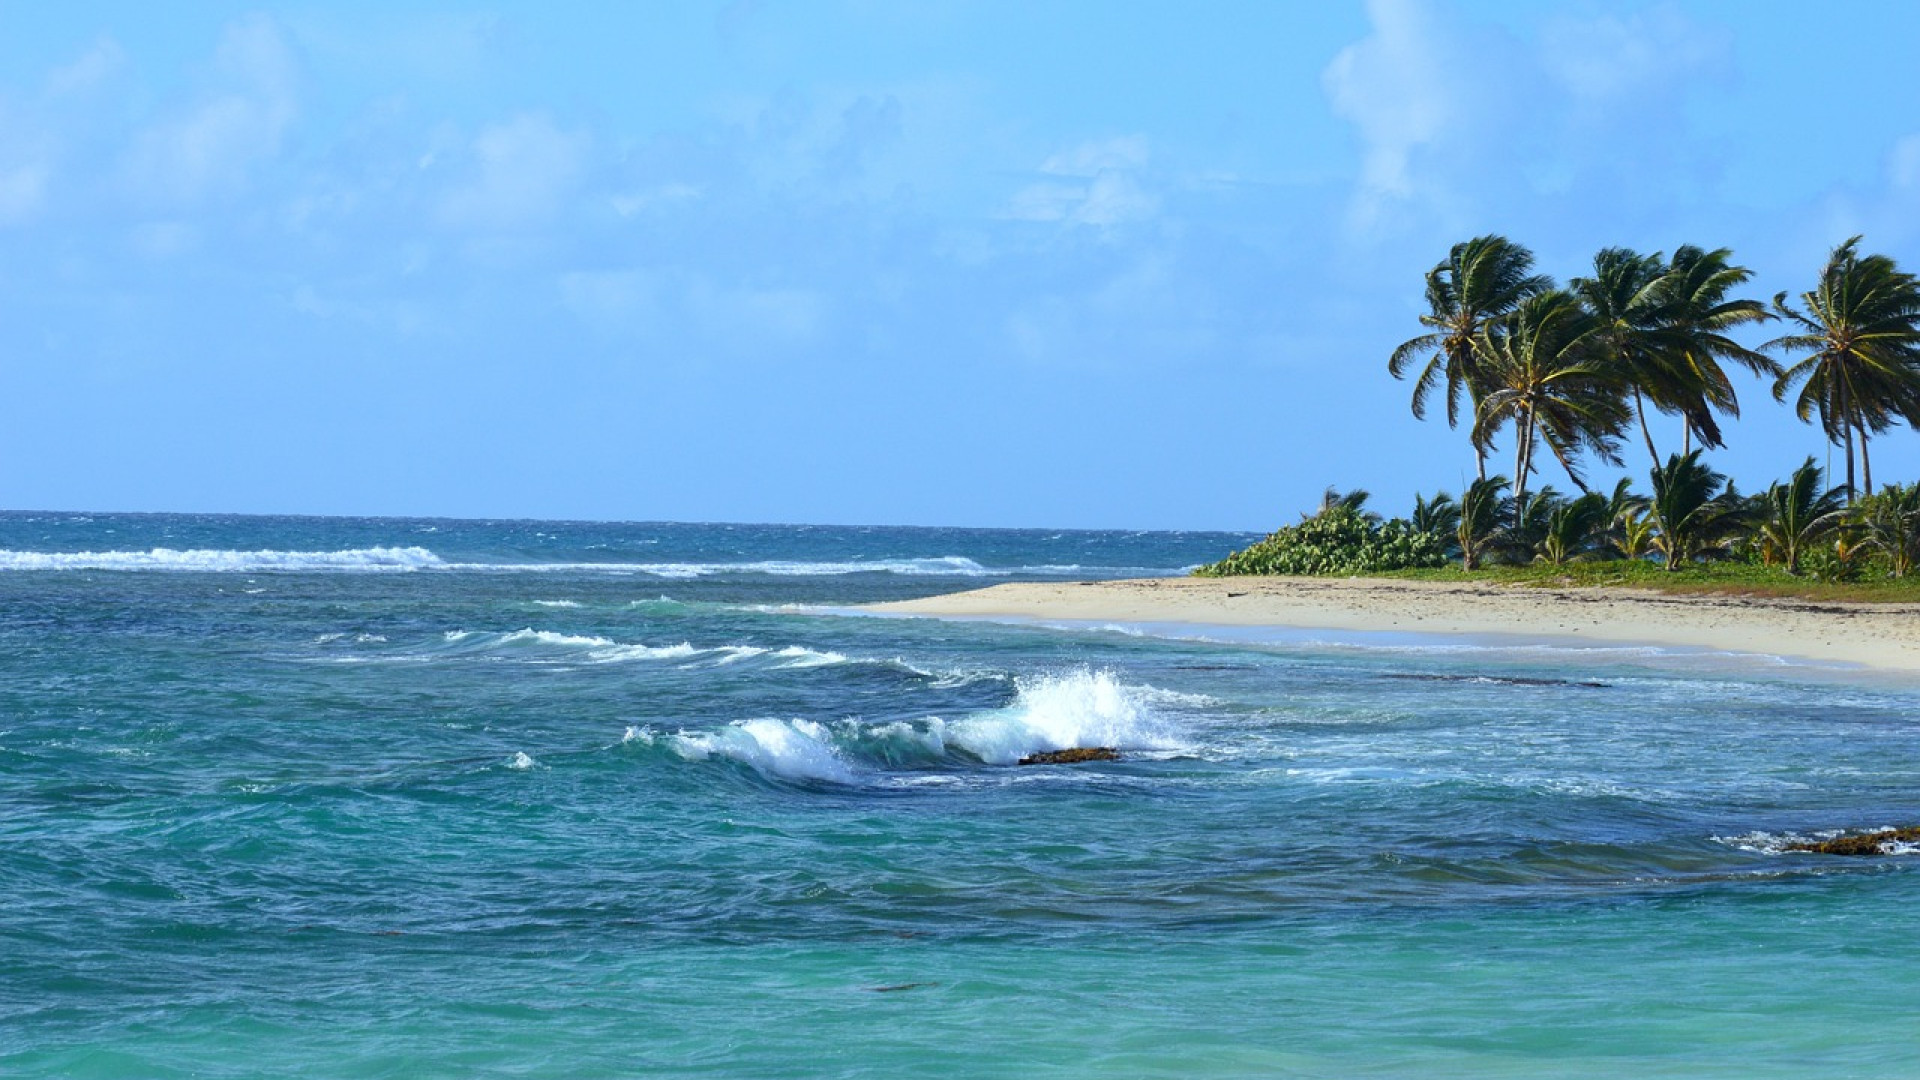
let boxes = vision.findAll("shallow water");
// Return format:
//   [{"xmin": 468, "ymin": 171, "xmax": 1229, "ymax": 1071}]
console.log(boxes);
[{"xmin": 2, "ymin": 513, "xmax": 1916, "ymax": 1077}]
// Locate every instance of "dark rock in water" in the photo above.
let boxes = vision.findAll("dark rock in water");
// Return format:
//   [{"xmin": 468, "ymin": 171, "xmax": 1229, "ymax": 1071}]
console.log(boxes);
[
  {"xmin": 1787, "ymin": 827, "xmax": 1920, "ymax": 855},
  {"xmin": 1018, "ymin": 747, "xmax": 1120, "ymax": 765}
]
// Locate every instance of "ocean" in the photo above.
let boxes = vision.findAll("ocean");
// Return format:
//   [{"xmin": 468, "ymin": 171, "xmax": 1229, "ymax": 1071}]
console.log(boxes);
[{"xmin": 3, "ymin": 512, "xmax": 1916, "ymax": 1078}]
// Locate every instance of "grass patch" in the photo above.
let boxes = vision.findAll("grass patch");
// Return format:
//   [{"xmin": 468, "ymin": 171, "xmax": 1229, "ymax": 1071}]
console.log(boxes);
[{"xmin": 1367, "ymin": 561, "xmax": 1920, "ymax": 602}]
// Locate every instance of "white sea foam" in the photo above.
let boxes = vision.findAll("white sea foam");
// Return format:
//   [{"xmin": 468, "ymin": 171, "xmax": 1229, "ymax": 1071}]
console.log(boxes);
[
  {"xmin": 671, "ymin": 718, "xmax": 856, "ymax": 784},
  {"xmin": 590, "ymin": 641, "xmax": 704, "ymax": 662},
  {"xmin": 507, "ymin": 751, "xmax": 537, "ymax": 770},
  {"xmin": 0, "ymin": 546, "xmax": 445, "ymax": 572},
  {"xmin": 947, "ymin": 668, "xmax": 1189, "ymax": 765},
  {"xmin": 532, "ymin": 600, "xmax": 581, "ymax": 608},
  {"xmin": 496, "ymin": 629, "xmax": 618, "ymax": 648},
  {"xmin": 772, "ymin": 645, "xmax": 849, "ymax": 669},
  {"xmin": 1718, "ymin": 828, "xmax": 1920, "ymax": 856},
  {"xmin": 0, "ymin": 546, "xmax": 1186, "ymax": 578}
]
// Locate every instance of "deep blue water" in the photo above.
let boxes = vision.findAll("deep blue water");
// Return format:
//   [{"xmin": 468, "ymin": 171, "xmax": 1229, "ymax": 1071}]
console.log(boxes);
[{"xmin": 2, "ymin": 513, "xmax": 1917, "ymax": 1078}]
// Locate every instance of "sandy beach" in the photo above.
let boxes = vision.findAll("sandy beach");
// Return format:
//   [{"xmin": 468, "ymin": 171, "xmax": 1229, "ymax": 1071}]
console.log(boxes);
[{"xmin": 870, "ymin": 577, "xmax": 1920, "ymax": 673}]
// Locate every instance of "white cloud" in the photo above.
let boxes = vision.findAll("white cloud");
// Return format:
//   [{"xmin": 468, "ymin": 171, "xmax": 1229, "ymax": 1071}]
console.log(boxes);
[
  {"xmin": 122, "ymin": 16, "xmax": 298, "ymax": 202},
  {"xmin": 1040, "ymin": 135, "xmax": 1149, "ymax": 177},
  {"xmin": 1541, "ymin": 7, "xmax": 1726, "ymax": 104},
  {"xmin": 1004, "ymin": 136, "xmax": 1158, "ymax": 228},
  {"xmin": 438, "ymin": 113, "xmax": 589, "ymax": 230},
  {"xmin": 1322, "ymin": 0, "xmax": 1461, "ymax": 210},
  {"xmin": 1322, "ymin": 0, "xmax": 1731, "ymax": 239}
]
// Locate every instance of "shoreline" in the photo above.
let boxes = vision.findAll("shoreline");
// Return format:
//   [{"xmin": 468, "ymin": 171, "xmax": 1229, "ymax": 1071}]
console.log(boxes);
[{"xmin": 866, "ymin": 576, "xmax": 1920, "ymax": 674}]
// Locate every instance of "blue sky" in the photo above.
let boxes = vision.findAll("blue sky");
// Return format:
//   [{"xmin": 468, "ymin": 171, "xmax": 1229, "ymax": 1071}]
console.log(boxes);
[{"xmin": 2, "ymin": 1, "xmax": 1918, "ymax": 529}]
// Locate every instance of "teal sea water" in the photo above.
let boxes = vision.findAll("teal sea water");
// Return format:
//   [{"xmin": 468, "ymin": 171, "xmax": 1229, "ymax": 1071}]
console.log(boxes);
[{"xmin": 3, "ymin": 512, "xmax": 1917, "ymax": 1078}]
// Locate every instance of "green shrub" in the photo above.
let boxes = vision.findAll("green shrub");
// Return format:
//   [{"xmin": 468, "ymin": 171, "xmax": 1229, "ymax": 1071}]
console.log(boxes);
[{"xmin": 1195, "ymin": 506, "xmax": 1448, "ymax": 577}]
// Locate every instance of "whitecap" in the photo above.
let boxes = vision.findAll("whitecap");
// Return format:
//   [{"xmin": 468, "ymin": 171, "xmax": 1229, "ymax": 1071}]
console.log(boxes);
[
  {"xmin": 495, "ymin": 629, "xmax": 616, "ymax": 648},
  {"xmin": 947, "ymin": 668, "xmax": 1190, "ymax": 766},
  {"xmin": 772, "ymin": 645, "xmax": 849, "ymax": 669},
  {"xmin": 671, "ymin": 718, "xmax": 856, "ymax": 784},
  {"xmin": 0, "ymin": 546, "xmax": 446, "ymax": 572},
  {"xmin": 507, "ymin": 751, "xmax": 537, "ymax": 770}
]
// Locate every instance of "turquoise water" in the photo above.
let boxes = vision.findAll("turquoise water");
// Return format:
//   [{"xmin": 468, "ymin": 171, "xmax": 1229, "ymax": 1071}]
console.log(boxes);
[{"xmin": 3, "ymin": 513, "xmax": 1917, "ymax": 1078}]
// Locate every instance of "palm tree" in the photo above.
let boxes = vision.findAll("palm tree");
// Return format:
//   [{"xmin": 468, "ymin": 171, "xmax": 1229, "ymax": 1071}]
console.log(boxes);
[
  {"xmin": 1648, "ymin": 450, "xmax": 1746, "ymax": 571},
  {"xmin": 1572, "ymin": 246, "xmax": 1773, "ymax": 468},
  {"xmin": 1537, "ymin": 491, "xmax": 1612, "ymax": 566},
  {"xmin": 1390, "ymin": 236, "xmax": 1552, "ymax": 479},
  {"xmin": 1471, "ymin": 290, "xmax": 1629, "ymax": 520},
  {"xmin": 1506, "ymin": 487, "xmax": 1563, "ymax": 562},
  {"xmin": 1768, "ymin": 237, "xmax": 1920, "ymax": 500},
  {"xmin": 1312, "ymin": 487, "xmax": 1376, "ymax": 521},
  {"xmin": 1571, "ymin": 247, "xmax": 1667, "ymax": 465},
  {"xmin": 1456, "ymin": 475, "xmax": 1512, "ymax": 571},
  {"xmin": 1411, "ymin": 491, "xmax": 1462, "ymax": 559},
  {"xmin": 1647, "ymin": 245, "xmax": 1777, "ymax": 452},
  {"xmin": 1602, "ymin": 477, "xmax": 1654, "ymax": 561},
  {"xmin": 1855, "ymin": 482, "xmax": 1920, "ymax": 578},
  {"xmin": 1754, "ymin": 457, "xmax": 1849, "ymax": 575}
]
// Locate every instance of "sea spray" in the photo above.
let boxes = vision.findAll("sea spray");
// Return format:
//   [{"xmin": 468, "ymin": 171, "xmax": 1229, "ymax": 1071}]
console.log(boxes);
[
  {"xmin": 947, "ymin": 668, "xmax": 1189, "ymax": 765},
  {"xmin": 671, "ymin": 718, "xmax": 859, "ymax": 784}
]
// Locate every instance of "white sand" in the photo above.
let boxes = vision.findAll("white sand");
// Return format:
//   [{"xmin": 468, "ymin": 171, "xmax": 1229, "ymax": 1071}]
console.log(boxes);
[{"xmin": 869, "ymin": 577, "xmax": 1920, "ymax": 673}]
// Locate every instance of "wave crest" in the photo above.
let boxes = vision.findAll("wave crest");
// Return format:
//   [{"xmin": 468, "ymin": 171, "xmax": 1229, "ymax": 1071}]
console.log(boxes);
[
  {"xmin": 0, "ymin": 546, "xmax": 444, "ymax": 572},
  {"xmin": 947, "ymin": 669, "xmax": 1190, "ymax": 765}
]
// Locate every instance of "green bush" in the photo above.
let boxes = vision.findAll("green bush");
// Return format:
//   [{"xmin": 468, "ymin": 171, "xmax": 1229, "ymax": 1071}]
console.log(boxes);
[{"xmin": 1196, "ymin": 506, "xmax": 1448, "ymax": 577}]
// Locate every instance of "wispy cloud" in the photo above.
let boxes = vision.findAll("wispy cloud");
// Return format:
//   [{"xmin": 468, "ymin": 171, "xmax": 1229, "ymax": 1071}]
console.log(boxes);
[
  {"xmin": 1004, "ymin": 136, "xmax": 1158, "ymax": 228},
  {"xmin": 437, "ymin": 113, "xmax": 590, "ymax": 231},
  {"xmin": 122, "ymin": 15, "xmax": 299, "ymax": 203}
]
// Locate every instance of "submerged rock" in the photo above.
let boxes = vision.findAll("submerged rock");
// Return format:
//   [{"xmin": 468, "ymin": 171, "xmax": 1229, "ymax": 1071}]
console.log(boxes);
[
  {"xmin": 1017, "ymin": 747, "xmax": 1120, "ymax": 765},
  {"xmin": 1787, "ymin": 826, "xmax": 1920, "ymax": 855}
]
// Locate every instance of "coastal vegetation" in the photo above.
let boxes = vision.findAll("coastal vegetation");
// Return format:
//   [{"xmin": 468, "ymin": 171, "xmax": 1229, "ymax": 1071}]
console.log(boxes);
[{"xmin": 1201, "ymin": 235, "xmax": 1920, "ymax": 596}]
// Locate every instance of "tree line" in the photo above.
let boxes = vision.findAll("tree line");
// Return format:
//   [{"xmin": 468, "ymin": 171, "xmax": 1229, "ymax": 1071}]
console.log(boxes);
[
  {"xmin": 1199, "ymin": 235, "xmax": 1920, "ymax": 579},
  {"xmin": 1392, "ymin": 234, "xmax": 1920, "ymax": 508}
]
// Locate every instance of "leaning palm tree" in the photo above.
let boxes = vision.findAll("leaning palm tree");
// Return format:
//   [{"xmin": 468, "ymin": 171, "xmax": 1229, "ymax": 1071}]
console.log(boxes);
[
  {"xmin": 1648, "ymin": 450, "xmax": 1746, "ymax": 571},
  {"xmin": 1754, "ymin": 457, "xmax": 1850, "ymax": 575},
  {"xmin": 1572, "ymin": 246, "xmax": 1773, "ymax": 468},
  {"xmin": 1767, "ymin": 237, "xmax": 1920, "ymax": 500},
  {"xmin": 1646, "ymin": 245, "xmax": 1777, "ymax": 452},
  {"xmin": 1571, "ymin": 247, "xmax": 1669, "ymax": 465},
  {"xmin": 1390, "ymin": 236, "xmax": 1552, "ymax": 478},
  {"xmin": 1471, "ymin": 290, "xmax": 1629, "ymax": 521}
]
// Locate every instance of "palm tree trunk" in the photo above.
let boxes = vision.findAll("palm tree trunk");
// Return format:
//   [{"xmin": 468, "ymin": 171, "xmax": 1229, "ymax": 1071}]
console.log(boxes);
[
  {"xmin": 1861, "ymin": 424, "xmax": 1873, "ymax": 497},
  {"xmin": 1513, "ymin": 413, "xmax": 1535, "ymax": 529},
  {"xmin": 1843, "ymin": 421, "xmax": 1856, "ymax": 503},
  {"xmin": 1634, "ymin": 390, "xmax": 1660, "ymax": 469},
  {"xmin": 1839, "ymin": 377, "xmax": 1856, "ymax": 504}
]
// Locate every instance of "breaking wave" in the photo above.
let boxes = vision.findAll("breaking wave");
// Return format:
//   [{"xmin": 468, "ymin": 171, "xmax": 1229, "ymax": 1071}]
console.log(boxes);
[
  {"xmin": 658, "ymin": 668, "xmax": 1195, "ymax": 783},
  {"xmin": 0, "ymin": 548, "xmax": 1169, "ymax": 577},
  {"xmin": 0, "ymin": 546, "xmax": 445, "ymax": 572}
]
